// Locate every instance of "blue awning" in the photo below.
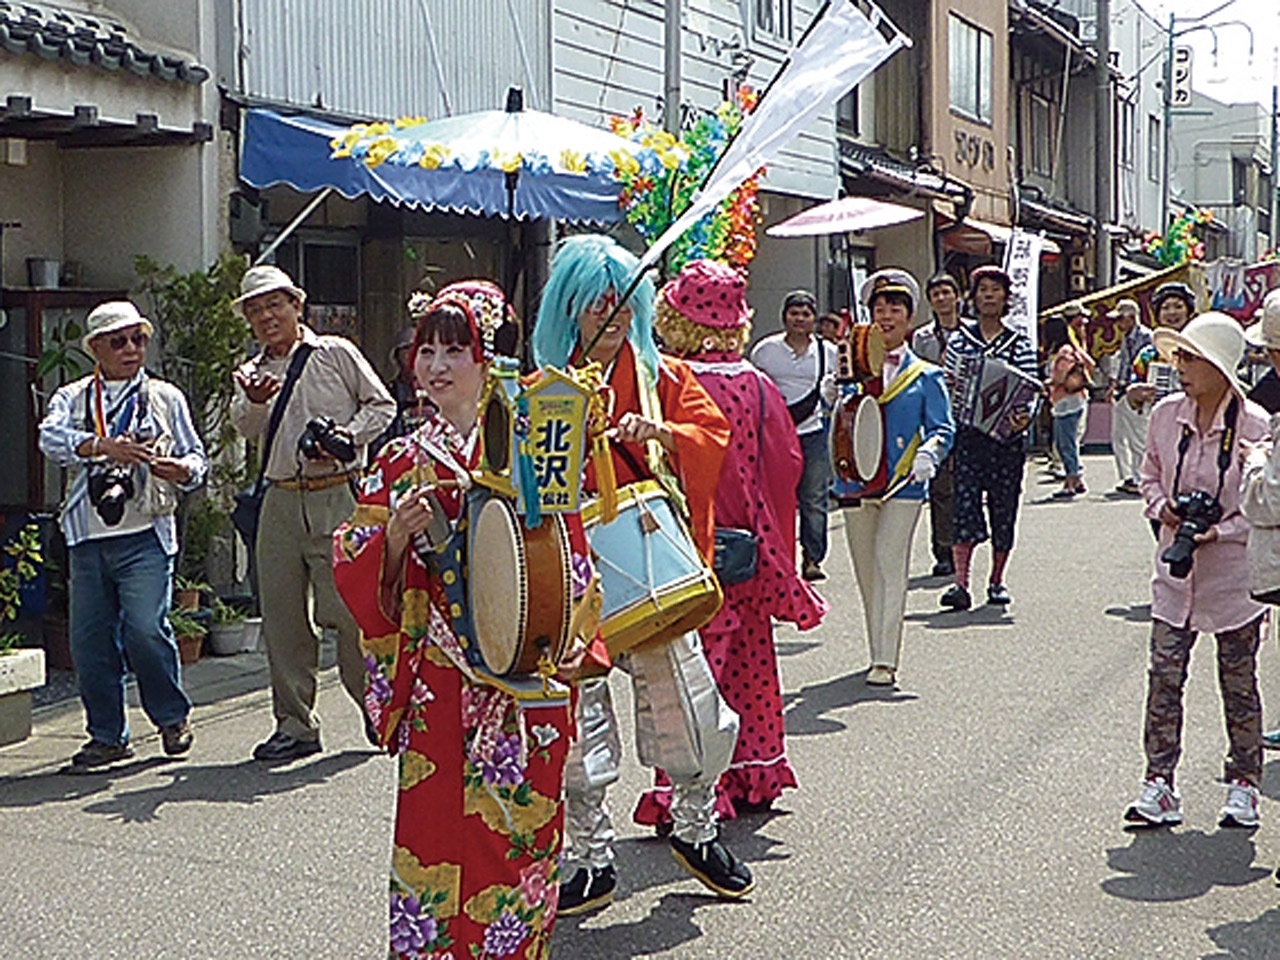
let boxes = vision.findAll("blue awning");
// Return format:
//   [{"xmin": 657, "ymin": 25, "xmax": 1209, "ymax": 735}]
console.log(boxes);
[{"xmin": 239, "ymin": 107, "xmax": 627, "ymax": 224}]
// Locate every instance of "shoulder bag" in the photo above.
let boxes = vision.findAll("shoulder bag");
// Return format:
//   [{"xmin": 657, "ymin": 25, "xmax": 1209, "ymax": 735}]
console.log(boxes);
[
  {"xmin": 231, "ymin": 344, "xmax": 314, "ymax": 546},
  {"xmin": 786, "ymin": 338, "xmax": 827, "ymax": 425},
  {"xmin": 714, "ymin": 374, "xmax": 765, "ymax": 585}
]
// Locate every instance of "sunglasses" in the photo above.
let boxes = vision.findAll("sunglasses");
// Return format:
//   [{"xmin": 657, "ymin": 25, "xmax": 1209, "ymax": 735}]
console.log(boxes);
[{"xmin": 107, "ymin": 331, "xmax": 149, "ymax": 351}]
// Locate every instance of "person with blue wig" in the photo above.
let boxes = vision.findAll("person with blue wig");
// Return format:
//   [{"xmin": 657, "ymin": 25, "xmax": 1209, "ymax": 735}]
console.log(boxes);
[{"xmin": 533, "ymin": 233, "xmax": 755, "ymax": 914}]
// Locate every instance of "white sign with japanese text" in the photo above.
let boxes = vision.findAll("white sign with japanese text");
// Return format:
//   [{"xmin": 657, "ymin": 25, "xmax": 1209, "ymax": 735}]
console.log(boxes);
[{"xmin": 1001, "ymin": 228, "xmax": 1044, "ymax": 356}]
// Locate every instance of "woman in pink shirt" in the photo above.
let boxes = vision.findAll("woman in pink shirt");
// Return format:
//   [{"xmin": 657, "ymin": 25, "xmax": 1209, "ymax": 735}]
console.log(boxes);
[{"xmin": 1125, "ymin": 313, "xmax": 1269, "ymax": 830}]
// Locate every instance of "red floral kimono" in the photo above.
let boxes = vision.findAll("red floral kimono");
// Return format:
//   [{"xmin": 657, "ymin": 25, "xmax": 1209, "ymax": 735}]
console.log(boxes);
[
  {"xmin": 333, "ymin": 416, "xmax": 575, "ymax": 960},
  {"xmin": 634, "ymin": 353, "xmax": 828, "ymax": 823}
]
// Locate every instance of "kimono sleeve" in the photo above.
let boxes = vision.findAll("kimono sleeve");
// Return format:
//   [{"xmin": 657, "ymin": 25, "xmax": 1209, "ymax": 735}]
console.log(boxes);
[{"xmin": 657, "ymin": 357, "xmax": 731, "ymax": 561}]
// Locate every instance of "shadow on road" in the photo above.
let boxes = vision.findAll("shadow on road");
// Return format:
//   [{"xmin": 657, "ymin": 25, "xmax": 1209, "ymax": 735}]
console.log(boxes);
[
  {"xmin": 555, "ymin": 820, "xmax": 789, "ymax": 958},
  {"xmin": 0, "ymin": 750, "xmax": 377, "ymax": 823},
  {"xmin": 905, "ymin": 605, "xmax": 1015, "ymax": 631},
  {"xmin": 1101, "ymin": 828, "xmax": 1270, "ymax": 902},
  {"xmin": 1203, "ymin": 903, "xmax": 1280, "ymax": 959},
  {"xmin": 774, "ymin": 639, "xmax": 822, "ymax": 659},
  {"xmin": 1104, "ymin": 603, "xmax": 1153, "ymax": 623},
  {"xmin": 781, "ymin": 671, "xmax": 919, "ymax": 736},
  {"xmin": 1259, "ymin": 758, "xmax": 1280, "ymax": 803}
]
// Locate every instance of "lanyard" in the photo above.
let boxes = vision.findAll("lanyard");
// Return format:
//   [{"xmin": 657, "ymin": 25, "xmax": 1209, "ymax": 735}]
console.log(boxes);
[{"xmin": 1172, "ymin": 395, "xmax": 1238, "ymax": 500}]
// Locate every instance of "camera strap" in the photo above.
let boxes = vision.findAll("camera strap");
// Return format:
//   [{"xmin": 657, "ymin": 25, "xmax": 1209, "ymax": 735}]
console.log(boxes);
[
  {"xmin": 84, "ymin": 370, "xmax": 148, "ymax": 438},
  {"xmin": 1172, "ymin": 394, "xmax": 1239, "ymax": 501},
  {"xmin": 249, "ymin": 343, "xmax": 314, "ymax": 495}
]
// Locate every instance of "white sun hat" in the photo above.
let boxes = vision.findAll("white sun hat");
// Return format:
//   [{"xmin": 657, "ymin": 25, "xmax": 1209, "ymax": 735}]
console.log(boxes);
[
  {"xmin": 1244, "ymin": 289, "xmax": 1280, "ymax": 351},
  {"xmin": 232, "ymin": 265, "xmax": 307, "ymax": 315},
  {"xmin": 82, "ymin": 301, "xmax": 154, "ymax": 350},
  {"xmin": 1151, "ymin": 311, "xmax": 1247, "ymax": 397}
]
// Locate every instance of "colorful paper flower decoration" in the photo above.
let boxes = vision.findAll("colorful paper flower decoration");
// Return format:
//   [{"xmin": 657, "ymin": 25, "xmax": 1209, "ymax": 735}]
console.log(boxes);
[{"xmin": 1141, "ymin": 208, "xmax": 1213, "ymax": 266}]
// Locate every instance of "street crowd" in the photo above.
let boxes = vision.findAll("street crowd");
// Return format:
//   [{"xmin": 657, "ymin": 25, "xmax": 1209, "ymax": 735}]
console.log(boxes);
[{"xmin": 33, "ymin": 236, "xmax": 1280, "ymax": 958}]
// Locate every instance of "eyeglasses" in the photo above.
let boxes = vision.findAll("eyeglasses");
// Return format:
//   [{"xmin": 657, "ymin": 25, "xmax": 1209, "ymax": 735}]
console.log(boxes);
[
  {"xmin": 106, "ymin": 331, "xmax": 149, "ymax": 351},
  {"xmin": 1171, "ymin": 348, "xmax": 1206, "ymax": 365}
]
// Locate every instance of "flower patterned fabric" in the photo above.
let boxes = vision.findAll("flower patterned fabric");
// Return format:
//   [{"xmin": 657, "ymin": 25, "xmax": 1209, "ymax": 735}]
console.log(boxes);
[{"xmin": 333, "ymin": 416, "xmax": 574, "ymax": 960}]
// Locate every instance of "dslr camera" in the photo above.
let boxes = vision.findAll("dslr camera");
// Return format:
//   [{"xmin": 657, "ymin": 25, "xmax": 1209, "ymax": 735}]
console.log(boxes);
[
  {"xmin": 298, "ymin": 416, "xmax": 356, "ymax": 463},
  {"xmin": 1160, "ymin": 490, "xmax": 1222, "ymax": 579},
  {"xmin": 88, "ymin": 462, "xmax": 136, "ymax": 526}
]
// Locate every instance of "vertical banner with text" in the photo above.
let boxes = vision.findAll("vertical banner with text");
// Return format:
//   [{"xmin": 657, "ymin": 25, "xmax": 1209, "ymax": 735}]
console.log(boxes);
[{"xmin": 1002, "ymin": 228, "xmax": 1045, "ymax": 357}]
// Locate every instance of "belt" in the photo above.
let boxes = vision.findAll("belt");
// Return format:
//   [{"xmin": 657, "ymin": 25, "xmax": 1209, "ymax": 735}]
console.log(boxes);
[{"xmin": 272, "ymin": 472, "xmax": 357, "ymax": 492}]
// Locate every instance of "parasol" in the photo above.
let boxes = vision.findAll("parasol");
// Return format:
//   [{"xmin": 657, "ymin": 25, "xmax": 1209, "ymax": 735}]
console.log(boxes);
[{"xmin": 766, "ymin": 196, "xmax": 923, "ymax": 237}]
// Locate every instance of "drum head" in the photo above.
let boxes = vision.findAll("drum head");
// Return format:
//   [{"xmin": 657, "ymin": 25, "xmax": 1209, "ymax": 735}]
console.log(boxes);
[
  {"xmin": 482, "ymin": 392, "xmax": 510, "ymax": 473},
  {"xmin": 470, "ymin": 498, "xmax": 525, "ymax": 675},
  {"xmin": 863, "ymin": 323, "xmax": 886, "ymax": 373},
  {"xmin": 851, "ymin": 395, "xmax": 883, "ymax": 483}
]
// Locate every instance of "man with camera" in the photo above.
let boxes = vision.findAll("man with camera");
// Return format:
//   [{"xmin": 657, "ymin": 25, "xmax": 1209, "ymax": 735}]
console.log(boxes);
[
  {"xmin": 1126, "ymin": 313, "xmax": 1269, "ymax": 829},
  {"xmin": 39, "ymin": 301, "xmax": 208, "ymax": 771},
  {"xmin": 230, "ymin": 266, "xmax": 394, "ymax": 762}
]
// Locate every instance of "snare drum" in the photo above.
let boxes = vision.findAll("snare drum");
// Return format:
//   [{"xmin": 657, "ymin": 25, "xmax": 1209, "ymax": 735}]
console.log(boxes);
[
  {"xmin": 837, "ymin": 322, "xmax": 886, "ymax": 383},
  {"xmin": 469, "ymin": 496, "xmax": 573, "ymax": 677},
  {"xmin": 581, "ymin": 480, "xmax": 722, "ymax": 661},
  {"xmin": 830, "ymin": 393, "xmax": 888, "ymax": 495}
]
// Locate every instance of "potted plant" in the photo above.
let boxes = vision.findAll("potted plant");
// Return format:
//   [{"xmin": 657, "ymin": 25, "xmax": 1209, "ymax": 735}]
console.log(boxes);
[
  {"xmin": 0, "ymin": 523, "xmax": 47, "ymax": 746},
  {"xmin": 173, "ymin": 574, "xmax": 211, "ymax": 613},
  {"xmin": 207, "ymin": 598, "xmax": 249, "ymax": 656},
  {"xmin": 168, "ymin": 609, "xmax": 207, "ymax": 665}
]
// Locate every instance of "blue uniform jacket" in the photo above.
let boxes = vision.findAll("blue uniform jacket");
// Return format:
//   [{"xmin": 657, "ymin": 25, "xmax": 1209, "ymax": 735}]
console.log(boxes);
[{"xmin": 830, "ymin": 348, "xmax": 955, "ymax": 502}]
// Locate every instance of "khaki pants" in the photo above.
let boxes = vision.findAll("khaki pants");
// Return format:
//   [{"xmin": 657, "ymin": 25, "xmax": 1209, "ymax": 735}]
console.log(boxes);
[
  {"xmin": 843, "ymin": 499, "xmax": 923, "ymax": 671},
  {"xmin": 256, "ymin": 483, "xmax": 365, "ymax": 741}
]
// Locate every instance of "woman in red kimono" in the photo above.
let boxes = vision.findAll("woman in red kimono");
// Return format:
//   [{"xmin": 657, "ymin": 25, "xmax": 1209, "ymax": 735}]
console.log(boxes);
[
  {"xmin": 638, "ymin": 259, "xmax": 828, "ymax": 824},
  {"xmin": 333, "ymin": 284, "xmax": 578, "ymax": 960}
]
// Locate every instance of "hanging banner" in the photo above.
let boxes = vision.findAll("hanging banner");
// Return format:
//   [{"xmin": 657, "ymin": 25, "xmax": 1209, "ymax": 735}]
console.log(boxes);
[
  {"xmin": 1207, "ymin": 259, "xmax": 1280, "ymax": 322},
  {"xmin": 1002, "ymin": 228, "xmax": 1044, "ymax": 357}
]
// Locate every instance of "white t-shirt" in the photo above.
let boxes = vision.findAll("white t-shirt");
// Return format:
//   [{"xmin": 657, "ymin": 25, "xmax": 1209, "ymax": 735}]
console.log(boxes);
[{"xmin": 749, "ymin": 333, "xmax": 838, "ymax": 436}]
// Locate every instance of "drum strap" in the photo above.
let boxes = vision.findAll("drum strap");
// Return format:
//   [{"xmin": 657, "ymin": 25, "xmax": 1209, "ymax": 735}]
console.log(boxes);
[{"xmin": 635, "ymin": 360, "xmax": 691, "ymax": 520}]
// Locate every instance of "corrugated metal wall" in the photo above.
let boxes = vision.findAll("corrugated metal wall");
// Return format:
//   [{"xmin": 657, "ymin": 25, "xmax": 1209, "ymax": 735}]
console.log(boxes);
[{"xmin": 238, "ymin": 0, "xmax": 553, "ymax": 118}]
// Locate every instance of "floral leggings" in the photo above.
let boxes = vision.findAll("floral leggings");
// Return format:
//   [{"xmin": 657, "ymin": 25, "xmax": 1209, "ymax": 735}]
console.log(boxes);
[{"xmin": 952, "ymin": 426, "xmax": 1025, "ymax": 551}]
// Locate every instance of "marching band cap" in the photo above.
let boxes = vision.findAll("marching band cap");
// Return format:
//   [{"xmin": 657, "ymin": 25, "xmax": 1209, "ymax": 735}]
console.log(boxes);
[
  {"xmin": 1152, "ymin": 311, "xmax": 1247, "ymax": 397},
  {"xmin": 969, "ymin": 263, "xmax": 1011, "ymax": 293},
  {"xmin": 660, "ymin": 259, "xmax": 751, "ymax": 329},
  {"xmin": 1245, "ymin": 289, "xmax": 1280, "ymax": 350},
  {"xmin": 1151, "ymin": 281, "xmax": 1195, "ymax": 310},
  {"xmin": 233, "ymin": 265, "xmax": 307, "ymax": 315},
  {"xmin": 1107, "ymin": 298, "xmax": 1140, "ymax": 318},
  {"xmin": 83, "ymin": 301, "xmax": 154, "ymax": 350},
  {"xmin": 860, "ymin": 268, "xmax": 920, "ymax": 312}
]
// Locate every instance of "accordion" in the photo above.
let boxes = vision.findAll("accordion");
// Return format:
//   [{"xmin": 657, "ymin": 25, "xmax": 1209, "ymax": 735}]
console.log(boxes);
[{"xmin": 953, "ymin": 354, "xmax": 1042, "ymax": 442}]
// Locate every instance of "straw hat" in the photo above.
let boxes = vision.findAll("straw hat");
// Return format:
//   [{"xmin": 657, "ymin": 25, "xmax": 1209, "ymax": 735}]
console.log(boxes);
[
  {"xmin": 1152, "ymin": 311, "xmax": 1246, "ymax": 397},
  {"xmin": 82, "ymin": 301, "xmax": 154, "ymax": 350},
  {"xmin": 232, "ymin": 265, "xmax": 307, "ymax": 315}
]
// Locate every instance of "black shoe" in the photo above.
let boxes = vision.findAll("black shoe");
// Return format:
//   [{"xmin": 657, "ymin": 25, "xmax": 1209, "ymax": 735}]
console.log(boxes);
[
  {"xmin": 987, "ymin": 583, "xmax": 1012, "ymax": 606},
  {"xmin": 940, "ymin": 583, "xmax": 971, "ymax": 611},
  {"xmin": 252, "ymin": 731, "xmax": 322, "ymax": 762},
  {"xmin": 558, "ymin": 865, "xmax": 617, "ymax": 916},
  {"xmin": 160, "ymin": 720, "xmax": 194, "ymax": 756},
  {"xmin": 69, "ymin": 739, "xmax": 135, "ymax": 772},
  {"xmin": 801, "ymin": 559, "xmax": 826, "ymax": 582},
  {"xmin": 669, "ymin": 835, "xmax": 755, "ymax": 899},
  {"xmin": 931, "ymin": 560, "xmax": 954, "ymax": 577}
]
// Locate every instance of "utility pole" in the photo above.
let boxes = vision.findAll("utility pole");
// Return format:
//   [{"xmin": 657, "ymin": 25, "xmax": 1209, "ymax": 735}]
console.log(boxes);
[
  {"xmin": 664, "ymin": 0, "xmax": 682, "ymax": 136},
  {"xmin": 1161, "ymin": 12, "xmax": 1173, "ymax": 235},
  {"xmin": 1270, "ymin": 79, "xmax": 1278, "ymax": 250},
  {"xmin": 1095, "ymin": 0, "xmax": 1112, "ymax": 287}
]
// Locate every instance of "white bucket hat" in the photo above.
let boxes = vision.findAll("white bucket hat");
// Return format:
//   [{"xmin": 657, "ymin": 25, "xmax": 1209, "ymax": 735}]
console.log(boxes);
[
  {"xmin": 1245, "ymin": 289, "xmax": 1280, "ymax": 350},
  {"xmin": 232, "ymin": 265, "xmax": 307, "ymax": 315},
  {"xmin": 83, "ymin": 301, "xmax": 154, "ymax": 350},
  {"xmin": 1152, "ymin": 311, "xmax": 1247, "ymax": 397}
]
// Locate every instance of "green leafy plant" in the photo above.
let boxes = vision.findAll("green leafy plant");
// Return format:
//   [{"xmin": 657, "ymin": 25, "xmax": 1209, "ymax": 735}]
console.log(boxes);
[
  {"xmin": 167, "ymin": 609, "xmax": 208, "ymax": 640},
  {"xmin": 174, "ymin": 574, "xmax": 212, "ymax": 594},
  {"xmin": 35, "ymin": 311, "xmax": 92, "ymax": 382},
  {"xmin": 211, "ymin": 597, "xmax": 247, "ymax": 625},
  {"xmin": 0, "ymin": 524, "xmax": 43, "ymax": 654}
]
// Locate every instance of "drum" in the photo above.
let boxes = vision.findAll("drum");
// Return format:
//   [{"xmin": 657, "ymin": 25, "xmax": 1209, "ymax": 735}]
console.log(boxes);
[
  {"xmin": 581, "ymin": 480, "xmax": 722, "ymax": 661},
  {"xmin": 469, "ymin": 496, "xmax": 573, "ymax": 677},
  {"xmin": 837, "ymin": 322, "xmax": 886, "ymax": 383},
  {"xmin": 830, "ymin": 393, "xmax": 888, "ymax": 495}
]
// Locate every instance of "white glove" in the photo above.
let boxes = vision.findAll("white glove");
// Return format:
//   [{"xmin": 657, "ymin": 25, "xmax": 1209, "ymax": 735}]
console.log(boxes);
[
  {"xmin": 820, "ymin": 373, "xmax": 838, "ymax": 406},
  {"xmin": 910, "ymin": 448, "xmax": 938, "ymax": 484}
]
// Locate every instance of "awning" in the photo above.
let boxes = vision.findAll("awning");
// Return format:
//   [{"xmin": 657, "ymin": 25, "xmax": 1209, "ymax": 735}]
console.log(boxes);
[
  {"xmin": 939, "ymin": 215, "xmax": 1061, "ymax": 255},
  {"xmin": 239, "ymin": 107, "xmax": 627, "ymax": 223},
  {"xmin": 766, "ymin": 196, "xmax": 924, "ymax": 237}
]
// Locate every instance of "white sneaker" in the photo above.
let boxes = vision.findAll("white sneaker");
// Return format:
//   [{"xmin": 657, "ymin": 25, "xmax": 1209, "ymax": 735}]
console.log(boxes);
[
  {"xmin": 1219, "ymin": 780, "xmax": 1260, "ymax": 828},
  {"xmin": 1124, "ymin": 777, "xmax": 1183, "ymax": 826},
  {"xmin": 866, "ymin": 665, "xmax": 896, "ymax": 686}
]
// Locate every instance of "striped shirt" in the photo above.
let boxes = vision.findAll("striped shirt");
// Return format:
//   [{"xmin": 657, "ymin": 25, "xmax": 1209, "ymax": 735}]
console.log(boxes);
[
  {"xmin": 943, "ymin": 320, "xmax": 1041, "ymax": 427},
  {"xmin": 39, "ymin": 370, "xmax": 208, "ymax": 554}
]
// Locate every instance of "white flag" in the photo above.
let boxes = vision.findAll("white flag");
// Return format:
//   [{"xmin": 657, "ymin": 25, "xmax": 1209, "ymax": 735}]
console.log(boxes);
[
  {"xmin": 1001, "ymin": 228, "xmax": 1044, "ymax": 356},
  {"xmin": 638, "ymin": 0, "xmax": 910, "ymax": 272}
]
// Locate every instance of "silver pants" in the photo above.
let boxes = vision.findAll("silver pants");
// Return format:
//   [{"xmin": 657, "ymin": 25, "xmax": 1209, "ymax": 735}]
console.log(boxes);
[{"xmin": 564, "ymin": 631, "xmax": 739, "ymax": 868}]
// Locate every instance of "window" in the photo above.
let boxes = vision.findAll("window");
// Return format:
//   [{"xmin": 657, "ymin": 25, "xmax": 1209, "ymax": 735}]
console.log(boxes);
[
  {"xmin": 1147, "ymin": 114, "xmax": 1161, "ymax": 183},
  {"xmin": 754, "ymin": 0, "xmax": 792, "ymax": 44},
  {"xmin": 949, "ymin": 14, "xmax": 993, "ymax": 123},
  {"xmin": 1029, "ymin": 93, "xmax": 1052, "ymax": 176},
  {"xmin": 1232, "ymin": 158, "xmax": 1249, "ymax": 207},
  {"xmin": 1119, "ymin": 99, "xmax": 1135, "ymax": 169},
  {"xmin": 836, "ymin": 90, "xmax": 859, "ymax": 135}
]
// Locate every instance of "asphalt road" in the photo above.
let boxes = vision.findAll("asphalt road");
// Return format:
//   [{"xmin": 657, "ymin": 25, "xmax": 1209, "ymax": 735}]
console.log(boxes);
[{"xmin": 2, "ymin": 453, "xmax": 1278, "ymax": 959}]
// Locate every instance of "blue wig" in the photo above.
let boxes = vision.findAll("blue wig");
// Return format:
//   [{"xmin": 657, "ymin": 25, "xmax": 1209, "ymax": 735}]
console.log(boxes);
[{"xmin": 533, "ymin": 234, "xmax": 660, "ymax": 379}]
